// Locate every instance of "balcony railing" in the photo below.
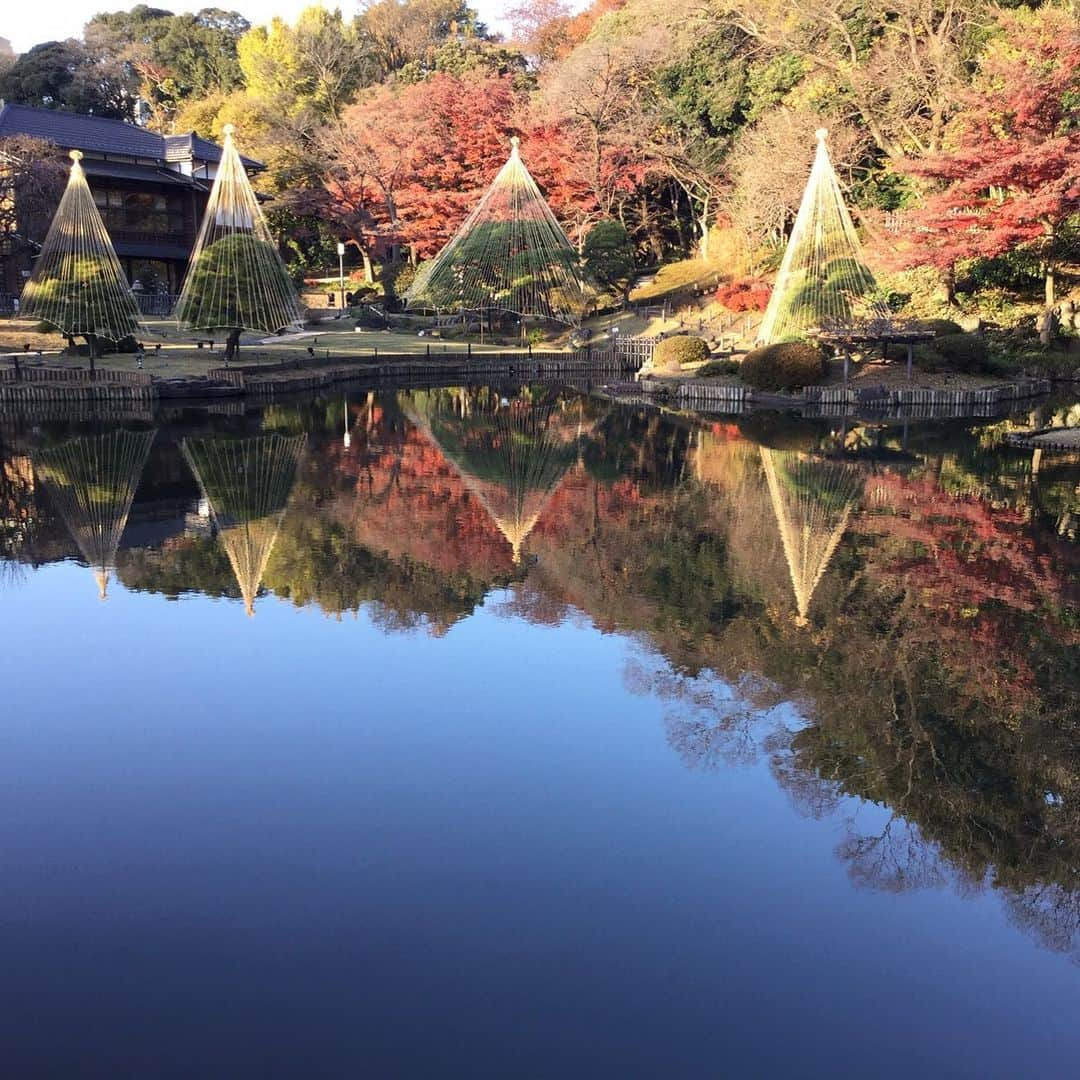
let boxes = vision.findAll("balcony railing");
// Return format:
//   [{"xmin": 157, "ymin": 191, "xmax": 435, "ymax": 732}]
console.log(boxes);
[{"xmin": 133, "ymin": 293, "xmax": 178, "ymax": 316}]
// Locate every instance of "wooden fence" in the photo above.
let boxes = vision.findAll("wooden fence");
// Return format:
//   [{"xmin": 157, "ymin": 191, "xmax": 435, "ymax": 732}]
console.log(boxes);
[
  {"xmin": 0, "ymin": 363, "xmax": 153, "ymax": 387},
  {"xmin": 209, "ymin": 340, "xmax": 657, "ymax": 397}
]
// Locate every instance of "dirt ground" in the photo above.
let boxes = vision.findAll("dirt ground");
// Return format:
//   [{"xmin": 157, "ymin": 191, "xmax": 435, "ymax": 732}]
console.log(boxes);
[{"xmin": 824, "ymin": 357, "xmax": 1006, "ymax": 390}]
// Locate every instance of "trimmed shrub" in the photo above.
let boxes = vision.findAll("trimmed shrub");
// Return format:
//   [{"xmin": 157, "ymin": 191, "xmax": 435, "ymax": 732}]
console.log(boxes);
[
  {"xmin": 915, "ymin": 332, "xmax": 988, "ymax": 373},
  {"xmin": 739, "ymin": 341, "xmax": 826, "ymax": 390},
  {"xmin": 698, "ymin": 358, "xmax": 741, "ymax": 377},
  {"xmin": 915, "ymin": 318, "xmax": 964, "ymax": 337},
  {"xmin": 653, "ymin": 335, "xmax": 710, "ymax": 370},
  {"xmin": 715, "ymin": 277, "xmax": 772, "ymax": 312}
]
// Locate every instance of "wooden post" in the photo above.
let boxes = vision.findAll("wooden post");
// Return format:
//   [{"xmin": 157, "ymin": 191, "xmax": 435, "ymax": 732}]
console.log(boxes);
[{"xmin": 906, "ymin": 342, "xmax": 914, "ymax": 381}]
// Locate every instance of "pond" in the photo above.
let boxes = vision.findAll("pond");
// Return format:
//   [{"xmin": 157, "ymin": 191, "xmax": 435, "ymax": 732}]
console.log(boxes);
[{"xmin": 2, "ymin": 387, "xmax": 1078, "ymax": 1077}]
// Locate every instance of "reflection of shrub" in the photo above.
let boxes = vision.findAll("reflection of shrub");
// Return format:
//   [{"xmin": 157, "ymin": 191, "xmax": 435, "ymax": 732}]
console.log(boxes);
[
  {"xmin": 654, "ymin": 335, "xmax": 710, "ymax": 370},
  {"xmin": 715, "ymin": 278, "xmax": 771, "ymax": 312},
  {"xmin": 914, "ymin": 333, "xmax": 988, "ymax": 373},
  {"xmin": 740, "ymin": 341, "xmax": 826, "ymax": 390}
]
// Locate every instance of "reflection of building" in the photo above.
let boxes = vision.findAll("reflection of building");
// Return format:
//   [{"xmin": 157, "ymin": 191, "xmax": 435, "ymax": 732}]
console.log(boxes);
[{"xmin": 0, "ymin": 103, "xmax": 262, "ymax": 297}]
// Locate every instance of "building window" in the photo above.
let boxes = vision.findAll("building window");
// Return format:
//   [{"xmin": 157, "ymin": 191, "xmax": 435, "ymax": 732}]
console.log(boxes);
[{"xmin": 92, "ymin": 188, "xmax": 186, "ymax": 235}]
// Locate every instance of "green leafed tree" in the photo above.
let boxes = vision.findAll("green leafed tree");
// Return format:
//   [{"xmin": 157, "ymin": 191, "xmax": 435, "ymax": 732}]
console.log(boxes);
[{"xmin": 583, "ymin": 219, "xmax": 636, "ymax": 302}]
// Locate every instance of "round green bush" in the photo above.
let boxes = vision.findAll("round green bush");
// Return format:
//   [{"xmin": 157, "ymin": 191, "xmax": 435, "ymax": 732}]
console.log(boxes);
[
  {"xmin": 653, "ymin": 335, "xmax": 710, "ymax": 371},
  {"xmin": 915, "ymin": 318, "xmax": 964, "ymax": 337},
  {"xmin": 698, "ymin": 358, "xmax": 740, "ymax": 378},
  {"xmin": 914, "ymin": 332, "xmax": 988, "ymax": 373},
  {"xmin": 739, "ymin": 341, "xmax": 826, "ymax": 390}
]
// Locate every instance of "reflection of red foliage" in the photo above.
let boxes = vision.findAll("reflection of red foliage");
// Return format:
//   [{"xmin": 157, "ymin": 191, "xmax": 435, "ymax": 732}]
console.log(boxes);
[
  {"xmin": 857, "ymin": 468, "xmax": 1080, "ymax": 708},
  {"xmin": 709, "ymin": 422, "xmax": 743, "ymax": 441},
  {"xmin": 325, "ymin": 416, "xmax": 520, "ymax": 578}
]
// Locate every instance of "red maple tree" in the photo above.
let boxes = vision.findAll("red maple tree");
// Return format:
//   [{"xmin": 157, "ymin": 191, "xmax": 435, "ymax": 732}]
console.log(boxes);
[{"xmin": 897, "ymin": 9, "xmax": 1080, "ymax": 306}]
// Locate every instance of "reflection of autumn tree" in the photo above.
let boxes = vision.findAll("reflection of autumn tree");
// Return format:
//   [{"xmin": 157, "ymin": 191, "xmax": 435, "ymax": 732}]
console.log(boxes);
[
  {"xmin": 624, "ymin": 655, "xmax": 783, "ymax": 768},
  {"xmin": 51, "ymin": 397, "xmax": 1079, "ymax": 960},
  {"xmin": 116, "ymin": 534, "xmax": 237, "ymax": 600},
  {"xmin": 834, "ymin": 817, "xmax": 952, "ymax": 895},
  {"xmin": 590, "ymin": 422, "xmax": 1080, "ymax": 960}
]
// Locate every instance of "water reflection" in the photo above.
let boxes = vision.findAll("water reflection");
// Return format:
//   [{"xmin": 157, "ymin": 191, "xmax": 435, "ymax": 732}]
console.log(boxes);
[
  {"xmin": 760, "ymin": 448, "xmax": 864, "ymax": 626},
  {"xmin": 405, "ymin": 388, "xmax": 593, "ymax": 565},
  {"xmin": 33, "ymin": 428, "xmax": 156, "ymax": 598},
  {"xmin": 2, "ymin": 390, "xmax": 1079, "ymax": 964},
  {"xmin": 182, "ymin": 434, "xmax": 305, "ymax": 616}
]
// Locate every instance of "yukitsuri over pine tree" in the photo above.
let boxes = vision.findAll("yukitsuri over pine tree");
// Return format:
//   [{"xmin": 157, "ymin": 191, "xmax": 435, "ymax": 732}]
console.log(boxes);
[
  {"xmin": 175, "ymin": 125, "xmax": 301, "ymax": 360},
  {"xmin": 182, "ymin": 433, "xmax": 306, "ymax": 617},
  {"xmin": 34, "ymin": 428, "xmax": 157, "ymax": 599},
  {"xmin": 20, "ymin": 150, "xmax": 141, "ymax": 361},
  {"xmin": 758, "ymin": 130, "xmax": 890, "ymax": 345},
  {"xmin": 406, "ymin": 389, "xmax": 584, "ymax": 564},
  {"xmin": 406, "ymin": 137, "xmax": 588, "ymax": 328},
  {"xmin": 759, "ymin": 447, "xmax": 865, "ymax": 627}
]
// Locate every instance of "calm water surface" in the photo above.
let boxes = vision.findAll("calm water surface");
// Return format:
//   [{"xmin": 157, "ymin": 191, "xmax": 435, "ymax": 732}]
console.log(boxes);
[{"xmin": 2, "ymin": 386, "xmax": 1078, "ymax": 1077}]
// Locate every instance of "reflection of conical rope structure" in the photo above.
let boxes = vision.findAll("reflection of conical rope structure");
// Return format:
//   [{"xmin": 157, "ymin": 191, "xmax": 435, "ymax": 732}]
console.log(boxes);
[
  {"xmin": 34, "ymin": 429, "xmax": 156, "ymax": 599},
  {"xmin": 760, "ymin": 447, "xmax": 865, "ymax": 626},
  {"xmin": 20, "ymin": 151, "xmax": 142, "ymax": 344},
  {"xmin": 406, "ymin": 394, "xmax": 583, "ymax": 564},
  {"xmin": 405, "ymin": 138, "xmax": 588, "ymax": 326},
  {"xmin": 182, "ymin": 434, "xmax": 305, "ymax": 616},
  {"xmin": 757, "ymin": 129, "xmax": 890, "ymax": 345},
  {"xmin": 174, "ymin": 126, "xmax": 302, "ymax": 335}
]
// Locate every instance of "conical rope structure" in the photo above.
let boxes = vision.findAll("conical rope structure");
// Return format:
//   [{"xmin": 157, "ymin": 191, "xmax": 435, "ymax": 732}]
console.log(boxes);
[
  {"xmin": 20, "ymin": 151, "xmax": 142, "ymax": 347},
  {"xmin": 405, "ymin": 138, "xmax": 589, "ymax": 326},
  {"xmin": 760, "ymin": 446, "xmax": 865, "ymax": 626},
  {"xmin": 34, "ymin": 428, "xmax": 156, "ymax": 599},
  {"xmin": 757, "ymin": 129, "xmax": 891, "ymax": 345},
  {"xmin": 406, "ymin": 391, "xmax": 583, "ymax": 564},
  {"xmin": 174, "ymin": 125, "xmax": 302, "ymax": 338},
  {"xmin": 182, "ymin": 433, "xmax": 305, "ymax": 616}
]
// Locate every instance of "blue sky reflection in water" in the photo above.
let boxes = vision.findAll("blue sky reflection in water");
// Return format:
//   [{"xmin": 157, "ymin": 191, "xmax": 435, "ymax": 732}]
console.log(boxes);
[{"xmin": 0, "ymin": 387, "xmax": 1078, "ymax": 1077}]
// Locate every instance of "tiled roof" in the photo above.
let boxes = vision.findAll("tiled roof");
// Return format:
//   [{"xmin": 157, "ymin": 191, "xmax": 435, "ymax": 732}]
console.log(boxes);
[
  {"xmin": 80, "ymin": 158, "xmax": 204, "ymax": 189},
  {"xmin": 0, "ymin": 103, "xmax": 164, "ymax": 157},
  {"xmin": 0, "ymin": 103, "xmax": 262, "ymax": 171}
]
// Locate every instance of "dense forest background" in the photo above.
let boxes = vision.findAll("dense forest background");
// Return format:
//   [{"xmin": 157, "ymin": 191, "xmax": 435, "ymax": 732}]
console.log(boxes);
[{"xmin": 1, "ymin": 1, "xmax": 1078, "ymax": 311}]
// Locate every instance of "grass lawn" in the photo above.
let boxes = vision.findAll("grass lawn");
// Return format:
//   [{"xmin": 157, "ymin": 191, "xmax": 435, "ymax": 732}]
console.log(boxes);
[{"xmin": 1, "ymin": 316, "xmax": 544, "ymax": 377}]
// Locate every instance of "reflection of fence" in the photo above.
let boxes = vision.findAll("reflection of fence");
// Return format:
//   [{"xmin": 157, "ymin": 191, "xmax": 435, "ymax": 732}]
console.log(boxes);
[{"xmin": 134, "ymin": 293, "xmax": 177, "ymax": 317}]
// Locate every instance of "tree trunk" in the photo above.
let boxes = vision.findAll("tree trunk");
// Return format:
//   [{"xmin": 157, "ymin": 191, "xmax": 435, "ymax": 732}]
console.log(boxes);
[
  {"xmin": 224, "ymin": 328, "xmax": 241, "ymax": 361},
  {"xmin": 1038, "ymin": 306, "xmax": 1058, "ymax": 346},
  {"xmin": 697, "ymin": 194, "xmax": 711, "ymax": 260},
  {"xmin": 361, "ymin": 248, "xmax": 373, "ymax": 284},
  {"xmin": 85, "ymin": 333, "xmax": 100, "ymax": 378},
  {"xmin": 1045, "ymin": 262, "xmax": 1056, "ymax": 308},
  {"xmin": 941, "ymin": 264, "xmax": 956, "ymax": 305}
]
